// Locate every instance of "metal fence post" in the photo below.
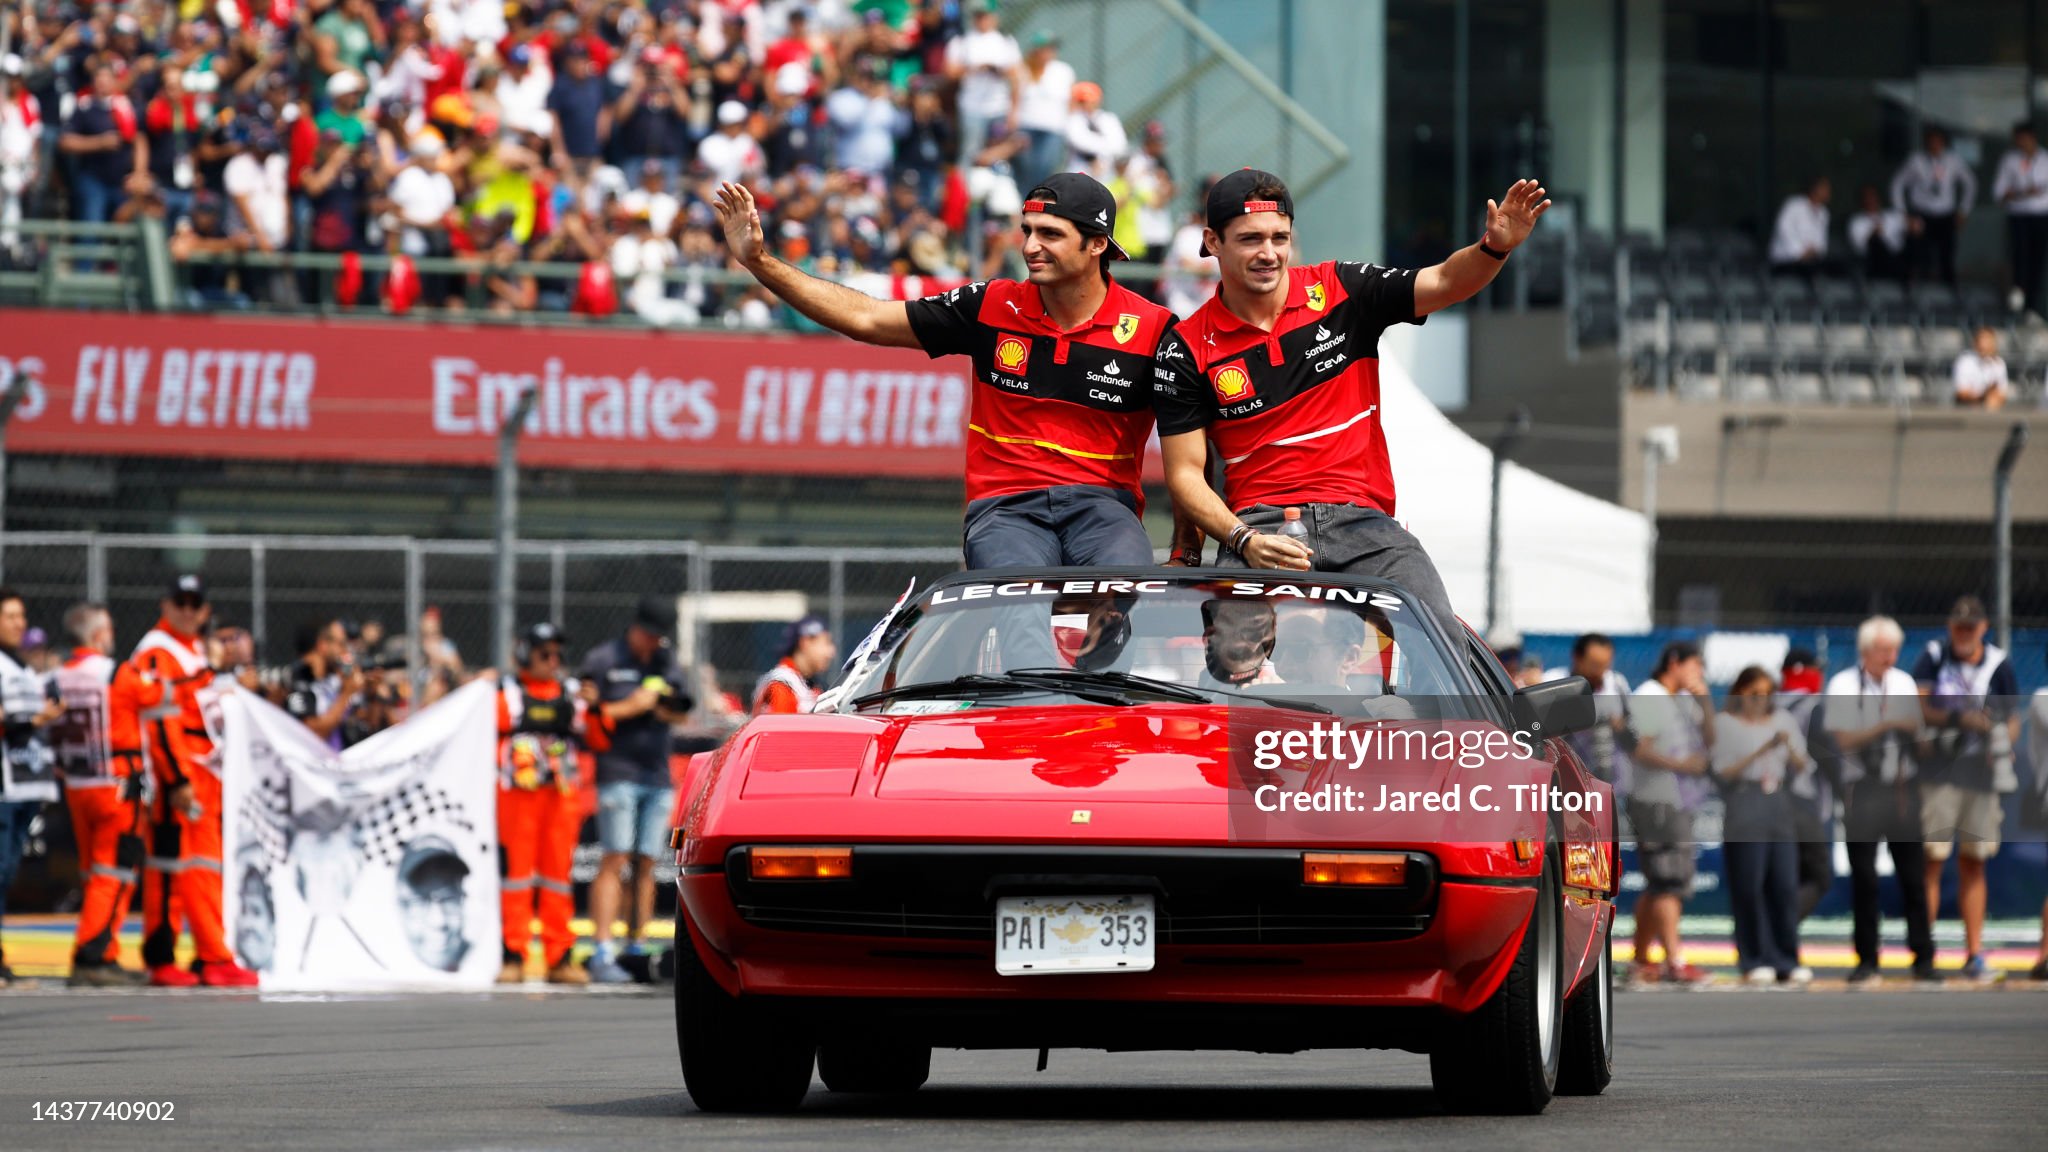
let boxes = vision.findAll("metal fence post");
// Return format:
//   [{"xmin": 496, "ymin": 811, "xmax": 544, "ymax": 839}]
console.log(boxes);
[
  {"xmin": 689, "ymin": 543, "xmax": 711, "ymax": 672},
  {"xmin": 404, "ymin": 540, "xmax": 425, "ymax": 690},
  {"xmin": 1994, "ymin": 423, "xmax": 2028, "ymax": 654},
  {"xmin": 828, "ymin": 554, "xmax": 846, "ymax": 652},
  {"xmin": 1485, "ymin": 406, "xmax": 1531, "ymax": 638},
  {"xmin": 86, "ymin": 535, "xmax": 107, "ymax": 604},
  {"xmin": 250, "ymin": 540, "xmax": 268, "ymax": 659},
  {"xmin": 493, "ymin": 388, "xmax": 539, "ymax": 672},
  {"xmin": 550, "ymin": 544, "xmax": 567, "ymax": 627}
]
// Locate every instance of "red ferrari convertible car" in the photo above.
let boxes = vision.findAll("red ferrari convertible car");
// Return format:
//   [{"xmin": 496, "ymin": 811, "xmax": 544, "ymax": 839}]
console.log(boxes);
[{"xmin": 670, "ymin": 568, "xmax": 1616, "ymax": 1115}]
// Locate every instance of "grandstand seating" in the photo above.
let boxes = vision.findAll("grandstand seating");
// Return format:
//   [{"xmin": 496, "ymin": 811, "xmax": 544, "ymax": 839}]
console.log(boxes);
[{"xmin": 1529, "ymin": 225, "xmax": 2048, "ymax": 406}]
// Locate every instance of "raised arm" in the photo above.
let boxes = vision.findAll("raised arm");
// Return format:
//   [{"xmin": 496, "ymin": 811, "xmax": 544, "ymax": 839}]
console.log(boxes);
[
  {"xmin": 1412, "ymin": 178, "xmax": 1550, "ymax": 317},
  {"xmin": 712, "ymin": 181, "xmax": 921, "ymax": 348}
]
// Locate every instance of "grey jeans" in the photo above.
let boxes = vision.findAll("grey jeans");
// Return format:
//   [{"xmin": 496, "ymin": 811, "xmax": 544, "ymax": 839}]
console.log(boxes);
[
  {"xmin": 962, "ymin": 485, "xmax": 1154, "ymax": 570},
  {"xmin": 1217, "ymin": 503, "xmax": 1458, "ymax": 634}
]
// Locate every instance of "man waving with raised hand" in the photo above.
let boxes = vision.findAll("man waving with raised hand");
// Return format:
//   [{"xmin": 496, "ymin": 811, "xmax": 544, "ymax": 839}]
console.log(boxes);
[
  {"xmin": 1152, "ymin": 169, "xmax": 1550, "ymax": 630},
  {"xmin": 714, "ymin": 174, "xmax": 1176, "ymax": 569}
]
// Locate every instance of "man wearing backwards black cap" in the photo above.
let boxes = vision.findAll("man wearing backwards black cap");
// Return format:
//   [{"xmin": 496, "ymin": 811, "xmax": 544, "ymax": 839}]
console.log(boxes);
[
  {"xmin": 1152, "ymin": 170, "xmax": 1551, "ymax": 629},
  {"xmin": 577, "ymin": 594, "xmax": 692, "ymax": 982},
  {"xmin": 715, "ymin": 172, "xmax": 1177, "ymax": 569},
  {"xmin": 752, "ymin": 615, "xmax": 838, "ymax": 715}
]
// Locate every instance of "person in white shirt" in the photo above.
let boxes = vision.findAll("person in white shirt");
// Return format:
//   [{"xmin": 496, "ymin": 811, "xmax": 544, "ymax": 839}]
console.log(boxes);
[
  {"xmin": 1712, "ymin": 666, "xmax": 1812, "ymax": 986},
  {"xmin": 1994, "ymin": 122, "xmax": 2048, "ymax": 316},
  {"xmin": 1768, "ymin": 177, "xmax": 1831, "ymax": 278},
  {"xmin": 1847, "ymin": 183, "xmax": 1910, "ymax": 283},
  {"xmin": 697, "ymin": 100, "xmax": 766, "ymax": 186},
  {"xmin": 1823, "ymin": 614, "xmax": 1939, "ymax": 983},
  {"xmin": 1161, "ymin": 181, "xmax": 1219, "ymax": 318},
  {"xmin": 1625, "ymin": 641, "xmax": 1716, "ymax": 986},
  {"xmin": 944, "ymin": 1, "xmax": 1020, "ymax": 165},
  {"xmin": 1012, "ymin": 30, "xmax": 1075, "ymax": 192},
  {"xmin": 1891, "ymin": 126, "xmax": 1977, "ymax": 285},
  {"xmin": 1951, "ymin": 325, "xmax": 2010, "ymax": 410},
  {"xmin": 1064, "ymin": 81, "xmax": 1125, "ymax": 182},
  {"xmin": 494, "ymin": 45, "xmax": 555, "ymax": 145},
  {"xmin": 611, "ymin": 209, "xmax": 695, "ymax": 327},
  {"xmin": 619, "ymin": 159, "xmax": 680, "ymax": 238}
]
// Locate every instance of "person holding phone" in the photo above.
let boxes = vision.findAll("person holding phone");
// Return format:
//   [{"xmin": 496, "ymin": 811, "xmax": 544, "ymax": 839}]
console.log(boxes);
[{"xmin": 1712, "ymin": 666, "xmax": 1812, "ymax": 986}]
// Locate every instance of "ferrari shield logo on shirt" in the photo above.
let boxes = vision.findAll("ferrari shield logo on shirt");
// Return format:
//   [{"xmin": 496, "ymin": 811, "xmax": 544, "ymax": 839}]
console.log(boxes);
[
  {"xmin": 1212, "ymin": 363, "xmax": 1255, "ymax": 403},
  {"xmin": 1305, "ymin": 282, "xmax": 1327, "ymax": 312},
  {"xmin": 994, "ymin": 335, "xmax": 1032, "ymax": 375},
  {"xmin": 1113, "ymin": 313, "xmax": 1141, "ymax": 344}
]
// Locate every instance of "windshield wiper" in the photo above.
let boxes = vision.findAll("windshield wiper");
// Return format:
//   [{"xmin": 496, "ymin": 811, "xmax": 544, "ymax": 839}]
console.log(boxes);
[
  {"xmin": 1006, "ymin": 668, "xmax": 1334, "ymax": 715},
  {"xmin": 852, "ymin": 674, "xmax": 1136, "ymax": 710}
]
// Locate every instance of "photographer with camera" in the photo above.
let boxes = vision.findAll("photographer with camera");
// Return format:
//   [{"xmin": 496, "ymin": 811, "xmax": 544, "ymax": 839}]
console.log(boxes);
[
  {"xmin": 285, "ymin": 617, "xmax": 366, "ymax": 752},
  {"xmin": 578, "ymin": 596, "xmax": 694, "ymax": 983}
]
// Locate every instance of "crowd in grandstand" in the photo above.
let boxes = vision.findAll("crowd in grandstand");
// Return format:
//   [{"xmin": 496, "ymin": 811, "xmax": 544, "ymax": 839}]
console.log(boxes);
[{"xmin": 0, "ymin": 0, "xmax": 1207, "ymax": 320}]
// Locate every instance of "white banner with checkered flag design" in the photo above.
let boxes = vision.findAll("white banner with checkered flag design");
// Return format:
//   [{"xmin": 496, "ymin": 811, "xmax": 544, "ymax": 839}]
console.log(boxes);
[{"xmin": 221, "ymin": 680, "xmax": 500, "ymax": 991}]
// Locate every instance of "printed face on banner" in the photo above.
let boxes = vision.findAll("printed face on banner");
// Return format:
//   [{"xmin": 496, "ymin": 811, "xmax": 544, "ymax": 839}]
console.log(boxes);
[{"xmin": 222, "ymin": 682, "xmax": 502, "ymax": 991}]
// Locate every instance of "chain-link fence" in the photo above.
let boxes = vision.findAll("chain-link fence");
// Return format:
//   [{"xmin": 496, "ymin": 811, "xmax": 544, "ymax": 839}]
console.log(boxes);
[{"xmin": 0, "ymin": 533, "xmax": 957, "ymax": 701}]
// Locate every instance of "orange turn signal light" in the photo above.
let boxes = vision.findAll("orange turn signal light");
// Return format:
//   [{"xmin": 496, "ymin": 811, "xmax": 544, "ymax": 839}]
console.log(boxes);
[
  {"xmin": 1510, "ymin": 838, "xmax": 1540, "ymax": 863},
  {"xmin": 749, "ymin": 846, "xmax": 854, "ymax": 880},
  {"xmin": 1302, "ymin": 852, "xmax": 1408, "ymax": 887}
]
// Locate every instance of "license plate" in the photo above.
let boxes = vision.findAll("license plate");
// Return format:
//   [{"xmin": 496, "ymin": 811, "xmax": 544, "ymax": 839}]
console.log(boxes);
[{"xmin": 994, "ymin": 894, "xmax": 1156, "ymax": 975}]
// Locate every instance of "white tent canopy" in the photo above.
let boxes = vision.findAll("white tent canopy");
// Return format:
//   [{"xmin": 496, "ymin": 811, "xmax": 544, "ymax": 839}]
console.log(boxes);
[{"xmin": 1378, "ymin": 349, "xmax": 1651, "ymax": 637}]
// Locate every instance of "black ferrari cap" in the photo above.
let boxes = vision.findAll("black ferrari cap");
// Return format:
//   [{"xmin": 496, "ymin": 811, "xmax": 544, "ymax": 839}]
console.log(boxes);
[
  {"xmin": 167, "ymin": 574, "xmax": 207, "ymax": 605},
  {"xmin": 634, "ymin": 594, "xmax": 678, "ymax": 638},
  {"xmin": 1022, "ymin": 172, "xmax": 1129, "ymax": 260},
  {"xmin": 1201, "ymin": 168, "xmax": 1295, "ymax": 256}
]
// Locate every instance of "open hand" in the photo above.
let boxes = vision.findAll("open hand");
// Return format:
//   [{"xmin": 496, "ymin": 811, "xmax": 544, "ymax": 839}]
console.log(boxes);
[
  {"xmin": 1484, "ymin": 179, "xmax": 1551, "ymax": 253},
  {"xmin": 711, "ymin": 181, "xmax": 766, "ymax": 267}
]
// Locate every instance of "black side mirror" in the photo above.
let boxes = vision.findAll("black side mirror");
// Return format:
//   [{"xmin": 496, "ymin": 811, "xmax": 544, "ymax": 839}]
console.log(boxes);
[{"xmin": 1512, "ymin": 675, "xmax": 1596, "ymax": 740}]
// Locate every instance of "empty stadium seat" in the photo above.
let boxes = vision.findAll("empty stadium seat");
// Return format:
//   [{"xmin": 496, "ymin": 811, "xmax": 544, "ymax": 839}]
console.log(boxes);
[
  {"xmin": 1732, "ymin": 373, "xmax": 1776, "ymax": 403},
  {"xmin": 1831, "ymin": 373, "xmax": 1879, "ymax": 403}
]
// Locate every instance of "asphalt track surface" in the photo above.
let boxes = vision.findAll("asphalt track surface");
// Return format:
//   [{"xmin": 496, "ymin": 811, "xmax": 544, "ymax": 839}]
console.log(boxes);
[{"xmin": 4, "ymin": 983, "xmax": 2047, "ymax": 1152}]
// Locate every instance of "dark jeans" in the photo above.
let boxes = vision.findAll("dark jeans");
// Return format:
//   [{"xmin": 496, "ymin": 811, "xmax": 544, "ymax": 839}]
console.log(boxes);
[
  {"xmin": 2011, "ymin": 213, "xmax": 2048, "ymax": 316},
  {"xmin": 1842, "ymin": 778, "xmax": 1935, "ymax": 968},
  {"xmin": 962, "ymin": 485, "xmax": 1152, "ymax": 570},
  {"xmin": 0, "ymin": 799, "xmax": 39, "ymax": 955},
  {"xmin": 71, "ymin": 169, "xmax": 124, "ymax": 223},
  {"xmin": 1218, "ymin": 503, "xmax": 1457, "ymax": 634},
  {"xmin": 1723, "ymin": 785, "xmax": 1801, "ymax": 974},
  {"xmin": 1908, "ymin": 212, "xmax": 1959, "ymax": 284}
]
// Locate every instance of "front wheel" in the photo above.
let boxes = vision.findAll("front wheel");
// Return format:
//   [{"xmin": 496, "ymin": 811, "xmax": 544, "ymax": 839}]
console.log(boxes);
[
  {"xmin": 674, "ymin": 915, "xmax": 815, "ymax": 1113},
  {"xmin": 1429, "ymin": 851, "xmax": 1564, "ymax": 1115},
  {"xmin": 1556, "ymin": 908, "xmax": 1615, "ymax": 1096}
]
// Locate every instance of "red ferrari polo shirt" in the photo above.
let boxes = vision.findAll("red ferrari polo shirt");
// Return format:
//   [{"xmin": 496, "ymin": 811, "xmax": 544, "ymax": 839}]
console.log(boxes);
[
  {"xmin": 904, "ymin": 277, "xmax": 1174, "ymax": 505},
  {"xmin": 1153, "ymin": 260, "xmax": 1425, "ymax": 515}
]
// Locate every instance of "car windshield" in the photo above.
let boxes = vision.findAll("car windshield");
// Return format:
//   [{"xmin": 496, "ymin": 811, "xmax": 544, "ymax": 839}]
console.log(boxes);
[{"xmin": 835, "ymin": 573, "xmax": 1475, "ymax": 717}]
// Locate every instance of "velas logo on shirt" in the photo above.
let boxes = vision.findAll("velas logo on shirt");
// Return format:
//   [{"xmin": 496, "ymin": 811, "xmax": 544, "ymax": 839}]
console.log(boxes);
[
  {"xmin": 1212, "ymin": 363, "xmax": 1255, "ymax": 403},
  {"xmin": 1305, "ymin": 282, "xmax": 1327, "ymax": 312},
  {"xmin": 1113, "ymin": 313, "xmax": 1140, "ymax": 344},
  {"xmin": 994, "ymin": 335, "xmax": 1032, "ymax": 375}
]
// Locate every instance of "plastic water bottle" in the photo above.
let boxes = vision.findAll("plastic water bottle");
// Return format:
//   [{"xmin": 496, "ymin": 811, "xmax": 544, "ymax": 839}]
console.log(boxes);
[{"xmin": 1278, "ymin": 507, "xmax": 1309, "ymax": 542}]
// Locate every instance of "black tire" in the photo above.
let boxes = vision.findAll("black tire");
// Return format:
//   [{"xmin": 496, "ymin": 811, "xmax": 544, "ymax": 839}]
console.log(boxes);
[
  {"xmin": 1429, "ymin": 851, "xmax": 1564, "ymax": 1116},
  {"xmin": 1555, "ymin": 909, "xmax": 1615, "ymax": 1096},
  {"xmin": 674, "ymin": 915, "xmax": 815, "ymax": 1113},
  {"xmin": 817, "ymin": 1041, "xmax": 933, "ymax": 1094}
]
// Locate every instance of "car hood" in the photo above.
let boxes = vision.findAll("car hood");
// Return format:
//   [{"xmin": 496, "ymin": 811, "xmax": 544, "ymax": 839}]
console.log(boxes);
[{"xmin": 872, "ymin": 705, "xmax": 1236, "ymax": 803}]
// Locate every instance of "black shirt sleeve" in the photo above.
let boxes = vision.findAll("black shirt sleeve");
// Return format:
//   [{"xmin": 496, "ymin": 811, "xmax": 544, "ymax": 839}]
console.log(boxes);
[
  {"xmin": 1151, "ymin": 324, "xmax": 1216, "ymax": 436},
  {"xmin": 903, "ymin": 280, "xmax": 988, "ymax": 358},
  {"xmin": 283, "ymin": 668, "xmax": 318, "ymax": 721},
  {"xmin": 1333, "ymin": 260, "xmax": 1427, "ymax": 328}
]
